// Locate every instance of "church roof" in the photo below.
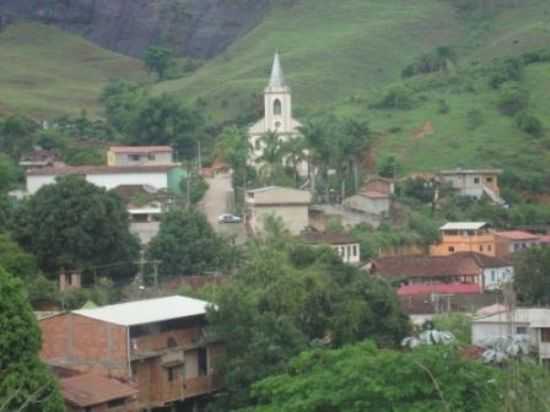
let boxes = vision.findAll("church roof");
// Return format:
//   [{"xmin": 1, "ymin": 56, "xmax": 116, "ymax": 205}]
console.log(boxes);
[{"xmin": 269, "ymin": 52, "xmax": 286, "ymax": 88}]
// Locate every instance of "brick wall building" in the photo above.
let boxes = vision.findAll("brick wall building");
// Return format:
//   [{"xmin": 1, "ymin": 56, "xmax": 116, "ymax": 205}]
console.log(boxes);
[{"xmin": 40, "ymin": 296, "xmax": 223, "ymax": 410}]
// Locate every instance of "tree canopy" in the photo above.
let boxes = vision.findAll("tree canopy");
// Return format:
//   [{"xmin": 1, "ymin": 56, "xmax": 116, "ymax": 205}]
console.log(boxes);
[
  {"xmin": 207, "ymin": 230, "xmax": 409, "ymax": 410},
  {"xmin": 0, "ymin": 267, "xmax": 64, "ymax": 412},
  {"xmin": 513, "ymin": 246, "xmax": 550, "ymax": 305},
  {"xmin": 14, "ymin": 175, "xmax": 139, "ymax": 276},
  {"xmin": 147, "ymin": 208, "xmax": 236, "ymax": 276},
  {"xmin": 245, "ymin": 342, "xmax": 502, "ymax": 412},
  {"xmin": 144, "ymin": 47, "xmax": 174, "ymax": 81}
]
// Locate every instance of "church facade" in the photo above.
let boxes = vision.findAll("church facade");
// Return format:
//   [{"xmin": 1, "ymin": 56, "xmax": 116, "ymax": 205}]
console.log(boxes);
[{"xmin": 248, "ymin": 53, "xmax": 303, "ymax": 166}]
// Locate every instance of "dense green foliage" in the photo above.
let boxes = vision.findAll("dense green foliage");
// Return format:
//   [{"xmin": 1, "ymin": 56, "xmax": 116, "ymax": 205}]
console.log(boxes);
[
  {"xmin": 0, "ymin": 267, "xmax": 64, "ymax": 412},
  {"xmin": 13, "ymin": 175, "xmax": 139, "ymax": 276},
  {"xmin": 245, "ymin": 342, "xmax": 501, "ymax": 412},
  {"xmin": 513, "ymin": 247, "xmax": 550, "ymax": 306},
  {"xmin": 147, "ymin": 208, "xmax": 236, "ymax": 276},
  {"xmin": 144, "ymin": 47, "xmax": 174, "ymax": 81},
  {"xmin": 207, "ymin": 229, "xmax": 409, "ymax": 410}
]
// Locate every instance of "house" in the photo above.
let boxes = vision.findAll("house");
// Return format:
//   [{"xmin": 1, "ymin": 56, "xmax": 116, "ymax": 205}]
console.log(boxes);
[
  {"xmin": 246, "ymin": 186, "xmax": 311, "ymax": 235},
  {"xmin": 430, "ymin": 222, "xmax": 496, "ymax": 256},
  {"xmin": 495, "ymin": 230, "xmax": 541, "ymax": 257},
  {"xmin": 39, "ymin": 296, "xmax": 223, "ymax": 410},
  {"xmin": 248, "ymin": 53, "xmax": 305, "ymax": 175},
  {"xmin": 19, "ymin": 148, "xmax": 61, "ymax": 170},
  {"xmin": 111, "ymin": 185, "xmax": 173, "ymax": 244},
  {"xmin": 370, "ymin": 252, "xmax": 513, "ymax": 291},
  {"xmin": 107, "ymin": 146, "xmax": 175, "ymax": 167},
  {"xmin": 343, "ymin": 177, "xmax": 393, "ymax": 217},
  {"xmin": 439, "ymin": 168, "xmax": 504, "ymax": 205},
  {"xmin": 58, "ymin": 371, "xmax": 138, "ymax": 412},
  {"xmin": 301, "ymin": 231, "xmax": 361, "ymax": 264},
  {"xmin": 26, "ymin": 165, "xmax": 177, "ymax": 194},
  {"xmin": 472, "ymin": 308, "xmax": 550, "ymax": 365}
]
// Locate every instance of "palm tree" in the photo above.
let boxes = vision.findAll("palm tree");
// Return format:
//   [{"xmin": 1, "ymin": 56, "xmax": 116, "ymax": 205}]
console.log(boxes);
[
  {"xmin": 280, "ymin": 136, "xmax": 306, "ymax": 187},
  {"xmin": 257, "ymin": 130, "xmax": 284, "ymax": 184}
]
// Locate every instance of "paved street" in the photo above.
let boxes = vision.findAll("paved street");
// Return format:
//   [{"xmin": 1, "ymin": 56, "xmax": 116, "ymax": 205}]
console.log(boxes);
[{"xmin": 201, "ymin": 172, "xmax": 247, "ymax": 244}]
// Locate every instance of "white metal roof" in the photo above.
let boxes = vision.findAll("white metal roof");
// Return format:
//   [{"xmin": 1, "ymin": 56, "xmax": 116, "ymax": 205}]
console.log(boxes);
[
  {"xmin": 473, "ymin": 308, "xmax": 550, "ymax": 328},
  {"xmin": 73, "ymin": 296, "xmax": 210, "ymax": 327},
  {"xmin": 440, "ymin": 222, "xmax": 489, "ymax": 231}
]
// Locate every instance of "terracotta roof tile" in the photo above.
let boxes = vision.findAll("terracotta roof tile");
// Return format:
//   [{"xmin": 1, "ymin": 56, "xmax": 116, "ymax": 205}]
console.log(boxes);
[
  {"xmin": 398, "ymin": 283, "xmax": 481, "ymax": 296},
  {"xmin": 495, "ymin": 231, "xmax": 540, "ymax": 241},
  {"xmin": 301, "ymin": 231, "xmax": 357, "ymax": 245},
  {"xmin": 60, "ymin": 373, "xmax": 137, "ymax": 407}
]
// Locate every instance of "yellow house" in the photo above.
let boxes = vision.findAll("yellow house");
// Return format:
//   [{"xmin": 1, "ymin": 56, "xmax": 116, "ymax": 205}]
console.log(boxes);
[{"xmin": 430, "ymin": 222, "xmax": 496, "ymax": 257}]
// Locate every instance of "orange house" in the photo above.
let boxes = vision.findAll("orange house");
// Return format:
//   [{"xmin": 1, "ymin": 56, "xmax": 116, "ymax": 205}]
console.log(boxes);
[{"xmin": 430, "ymin": 222, "xmax": 496, "ymax": 257}]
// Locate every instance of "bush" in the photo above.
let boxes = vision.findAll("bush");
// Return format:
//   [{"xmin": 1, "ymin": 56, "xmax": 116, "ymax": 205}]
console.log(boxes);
[
  {"xmin": 438, "ymin": 98, "xmax": 450, "ymax": 114},
  {"xmin": 466, "ymin": 109, "xmax": 484, "ymax": 130},
  {"xmin": 515, "ymin": 112, "xmax": 544, "ymax": 138},
  {"xmin": 374, "ymin": 85, "xmax": 415, "ymax": 110},
  {"xmin": 489, "ymin": 58, "xmax": 523, "ymax": 89},
  {"xmin": 497, "ymin": 83, "xmax": 529, "ymax": 116}
]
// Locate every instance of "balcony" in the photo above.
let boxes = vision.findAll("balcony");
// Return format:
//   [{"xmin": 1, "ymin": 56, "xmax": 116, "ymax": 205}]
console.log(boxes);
[{"xmin": 161, "ymin": 374, "xmax": 223, "ymax": 403}]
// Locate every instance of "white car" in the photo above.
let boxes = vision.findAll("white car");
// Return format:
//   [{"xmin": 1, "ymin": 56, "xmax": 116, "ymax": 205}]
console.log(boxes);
[{"xmin": 218, "ymin": 213, "xmax": 241, "ymax": 224}]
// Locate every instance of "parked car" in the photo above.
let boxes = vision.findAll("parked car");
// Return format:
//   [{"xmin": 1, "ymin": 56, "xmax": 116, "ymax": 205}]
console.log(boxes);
[{"xmin": 218, "ymin": 213, "xmax": 241, "ymax": 224}]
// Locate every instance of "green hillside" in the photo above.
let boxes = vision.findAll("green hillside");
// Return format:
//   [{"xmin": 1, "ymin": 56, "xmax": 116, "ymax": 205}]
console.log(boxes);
[
  {"xmin": 152, "ymin": 0, "xmax": 550, "ymax": 179},
  {"xmin": 0, "ymin": 22, "xmax": 147, "ymax": 119}
]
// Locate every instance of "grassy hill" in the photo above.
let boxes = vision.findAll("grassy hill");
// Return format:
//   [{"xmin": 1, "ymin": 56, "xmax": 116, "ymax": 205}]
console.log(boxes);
[
  {"xmin": 152, "ymin": 0, "xmax": 550, "ymax": 179},
  {"xmin": 0, "ymin": 22, "xmax": 147, "ymax": 119}
]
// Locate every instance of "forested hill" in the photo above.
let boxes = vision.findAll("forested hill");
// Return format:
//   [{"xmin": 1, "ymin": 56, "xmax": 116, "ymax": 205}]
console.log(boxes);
[{"xmin": 1, "ymin": 0, "xmax": 550, "ymax": 181}]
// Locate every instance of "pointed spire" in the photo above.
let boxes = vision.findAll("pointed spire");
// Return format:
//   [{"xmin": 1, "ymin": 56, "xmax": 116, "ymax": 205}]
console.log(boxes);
[{"xmin": 268, "ymin": 51, "xmax": 286, "ymax": 88}]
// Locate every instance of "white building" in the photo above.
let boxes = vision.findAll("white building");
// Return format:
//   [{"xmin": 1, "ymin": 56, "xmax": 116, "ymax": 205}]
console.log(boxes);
[
  {"xmin": 439, "ymin": 168, "xmax": 505, "ymax": 205},
  {"xmin": 249, "ymin": 53, "xmax": 304, "ymax": 172},
  {"xmin": 472, "ymin": 308, "xmax": 550, "ymax": 364},
  {"xmin": 246, "ymin": 186, "xmax": 311, "ymax": 236},
  {"xmin": 107, "ymin": 146, "xmax": 175, "ymax": 167},
  {"xmin": 301, "ymin": 232, "xmax": 361, "ymax": 264},
  {"xmin": 26, "ymin": 165, "xmax": 175, "ymax": 195}
]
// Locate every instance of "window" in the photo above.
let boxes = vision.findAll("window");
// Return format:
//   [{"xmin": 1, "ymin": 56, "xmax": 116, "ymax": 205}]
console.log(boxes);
[
  {"xmin": 167, "ymin": 337, "xmax": 177, "ymax": 348},
  {"xmin": 488, "ymin": 245, "xmax": 492, "ymax": 251},
  {"xmin": 516, "ymin": 326, "xmax": 528, "ymax": 335},
  {"xmin": 148, "ymin": 153, "xmax": 156, "ymax": 161},
  {"xmin": 474, "ymin": 177, "xmax": 480, "ymax": 184},
  {"xmin": 353, "ymin": 245, "xmax": 358, "ymax": 257},
  {"xmin": 514, "ymin": 244, "xmax": 520, "ymax": 252},
  {"xmin": 491, "ymin": 271, "xmax": 496, "ymax": 282},
  {"xmin": 167, "ymin": 366, "xmax": 178, "ymax": 382},
  {"xmin": 480, "ymin": 245, "xmax": 484, "ymax": 252},
  {"xmin": 107, "ymin": 398, "xmax": 125, "ymax": 409},
  {"xmin": 542, "ymin": 328, "xmax": 550, "ymax": 343},
  {"xmin": 273, "ymin": 99, "xmax": 282, "ymax": 115},
  {"xmin": 274, "ymin": 121, "xmax": 282, "ymax": 129},
  {"xmin": 129, "ymin": 154, "xmax": 141, "ymax": 162},
  {"xmin": 486, "ymin": 177, "xmax": 494, "ymax": 183},
  {"xmin": 198, "ymin": 347, "xmax": 208, "ymax": 376},
  {"xmin": 448, "ymin": 246, "xmax": 455, "ymax": 253}
]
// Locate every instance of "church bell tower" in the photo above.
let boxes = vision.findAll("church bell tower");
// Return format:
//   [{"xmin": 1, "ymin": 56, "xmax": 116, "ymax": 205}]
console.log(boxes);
[{"xmin": 264, "ymin": 52, "xmax": 293, "ymax": 133}]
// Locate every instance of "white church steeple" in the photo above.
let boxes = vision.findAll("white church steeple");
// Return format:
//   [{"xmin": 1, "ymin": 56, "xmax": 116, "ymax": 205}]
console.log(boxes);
[{"xmin": 264, "ymin": 52, "xmax": 292, "ymax": 132}]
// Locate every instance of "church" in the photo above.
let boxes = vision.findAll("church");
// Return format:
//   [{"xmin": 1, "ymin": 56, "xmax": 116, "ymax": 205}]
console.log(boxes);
[{"xmin": 248, "ymin": 52, "xmax": 303, "ymax": 166}]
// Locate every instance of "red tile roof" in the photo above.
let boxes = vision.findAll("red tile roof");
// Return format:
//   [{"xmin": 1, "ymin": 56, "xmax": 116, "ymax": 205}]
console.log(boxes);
[
  {"xmin": 372, "ymin": 252, "xmax": 510, "ymax": 279},
  {"xmin": 60, "ymin": 373, "xmax": 137, "ymax": 408},
  {"xmin": 398, "ymin": 283, "xmax": 481, "ymax": 296},
  {"xmin": 109, "ymin": 145, "xmax": 173, "ymax": 154},
  {"xmin": 495, "ymin": 231, "xmax": 540, "ymax": 241},
  {"xmin": 539, "ymin": 235, "xmax": 550, "ymax": 244},
  {"xmin": 27, "ymin": 165, "xmax": 175, "ymax": 176}
]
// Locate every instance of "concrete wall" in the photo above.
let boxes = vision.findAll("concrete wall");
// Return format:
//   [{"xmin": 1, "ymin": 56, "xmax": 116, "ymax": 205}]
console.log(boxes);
[
  {"xmin": 441, "ymin": 173, "xmax": 500, "ymax": 198},
  {"xmin": 249, "ymin": 205, "xmax": 309, "ymax": 235},
  {"xmin": 27, "ymin": 172, "xmax": 169, "ymax": 194},
  {"xmin": 430, "ymin": 233, "xmax": 496, "ymax": 257},
  {"xmin": 108, "ymin": 152, "xmax": 173, "ymax": 167},
  {"xmin": 40, "ymin": 314, "xmax": 129, "ymax": 378},
  {"xmin": 343, "ymin": 195, "xmax": 390, "ymax": 216},
  {"xmin": 472, "ymin": 322, "xmax": 535, "ymax": 347}
]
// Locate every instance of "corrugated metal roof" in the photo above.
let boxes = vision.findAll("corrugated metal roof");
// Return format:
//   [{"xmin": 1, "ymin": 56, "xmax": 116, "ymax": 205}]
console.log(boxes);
[
  {"xmin": 440, "ymin": 222, "xmax": 489, "ymax": 231},
  {"xmin": 398, "ymin": 283, "xmax": 481, "ymax": 296},
  {"xmin": 109, "ymin": 145, "xmax": 173, "ymax": 154},
  {"xmin": 73, "ymin": 296, "xmax": 210, "ymax": 327}
]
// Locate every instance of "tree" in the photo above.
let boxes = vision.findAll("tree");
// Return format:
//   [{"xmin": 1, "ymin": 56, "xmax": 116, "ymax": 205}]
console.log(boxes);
[
  {"xmin": 14, "ymin": 175, "xmax": 139, "ymax": 276},
  {"xmin": 216, "ymin": 126, "xmax": 251, "ymax": 192},
  {"xmin": 147, "ymin": 209, "xmax": 236, "ymax": 276},
  {"xmin": 378, "ymin": 155, "xmax": 401, "ymax": 178},
  {"xmin": 144, "ymin": 47, "xmax": 174, "ymax": 81},
  {"xmin": 0, "ymin": 115, "xmax": 39, "ymax": 159},
  {"xmin": 129, "ymin": 94, "xmax": 205, "ymax": 160},
  {"xmin": 0, "ymin": 154, "xmax": 20, "ymax": 193},
  {"xmin": 257, "ymin": 130, "xmax": 284, "ymax": 184},
  {"xmin": 247, "ymin": 343, "xmax": 501, "ymax": 412},
  {"xmin": 0, "ymin": 267, "xmax": 64, "ymax": 411},
  {"xmin": 279, "ymin": 137, "xmax": 306, "ymax": 187},
  {"xmin": 513, "ymin": 247, "xmax": 550, "ymax": 305},
  {"xmin": 100, "ymin": 80, "xmax": 148, "ymax": 134},
  {"xmin": 207, "ymin": 232, "xmax": 409, "ymax": 410},
  {"xmin": 0, "ymin": 233, "xmax": 38, "ymax": 280}
]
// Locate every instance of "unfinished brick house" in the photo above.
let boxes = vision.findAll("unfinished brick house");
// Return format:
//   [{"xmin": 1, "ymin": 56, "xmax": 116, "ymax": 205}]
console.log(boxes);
[{"xmin": 40, "ymin": 296, "xmax": 223, "ymax": 410}]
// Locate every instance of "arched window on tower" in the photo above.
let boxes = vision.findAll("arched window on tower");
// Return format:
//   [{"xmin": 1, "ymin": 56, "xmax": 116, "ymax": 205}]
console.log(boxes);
[{"xmin": 273, "ymin": 99, "xmax": 282, "ymax": 116}]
